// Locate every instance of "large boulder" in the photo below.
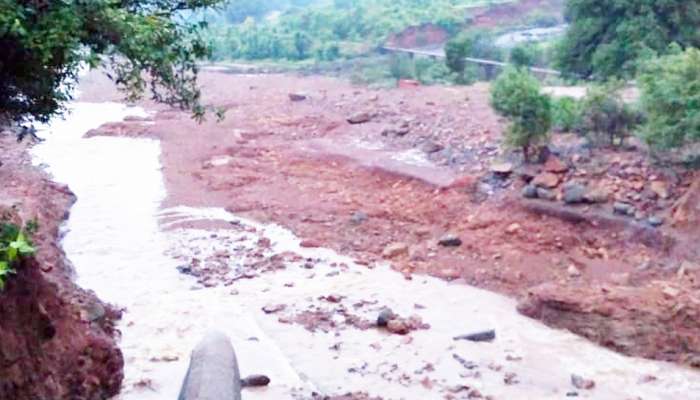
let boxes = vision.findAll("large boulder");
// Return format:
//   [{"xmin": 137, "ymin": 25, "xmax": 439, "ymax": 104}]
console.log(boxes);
[{"xmin": 178, "ymin": 331, "xmax": 242, "ymax": 400}]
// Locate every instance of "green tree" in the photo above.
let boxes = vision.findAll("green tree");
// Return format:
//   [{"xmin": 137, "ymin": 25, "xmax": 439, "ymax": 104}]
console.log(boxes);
[
  {"xmin": 293, "ymin": 31, "xmax": 312, "ymax": 59},
  {"xmin": 0, "ymin": 0, "xmax": 223, "ymax": 124},
  {"xmin": 638, "ymin": 46, "xmax": 700, "ymax": 150},
  {"xmin": 490, "ymin": 67, "xmax": 552, "ymax": 162},
  {"xmin": 509, "ymin": 46, "xmax": 534, "ymax": 68},
  {"xmin": 551, "ymin": 96, "xmax": 581, "ymax": 133},
  {"xmin": 578, "ymin": 82, "xmax": 638, "ymax": 146},
  {"xmin": 556, "ymin": 0, "xmax": 700, "ymax": 79},
  {"xmin": 445, "ymin": 35, "xmax": 468, "ymax": 79}
]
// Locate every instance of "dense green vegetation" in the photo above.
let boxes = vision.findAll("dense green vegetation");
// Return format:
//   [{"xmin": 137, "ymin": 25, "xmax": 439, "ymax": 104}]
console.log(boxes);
[
  {"xmin": 209, "ymin": 0, "xmax": 489, "ymax": 62},
  {"xmin": 577, "ymin": 82, "xmax": 638, "ymax": 146},
  {"xmin": 556, "ymin": 0, "xmax": 700, "ymax": 80},
  {"xmin": 0, "ymin": 222, "xmax": 36, "ymax": 290},
  {"xmin": 0, "ymin": 0, "xmax": 224, "ymax": 124},
  {"xmin": 490, "ymin": 67, "xmax": 552, "ymax": 162},
  {"xmin": 551, "ymin": 96, "xmax": 581, "ymax": 132},
  {"xmin": 638, "ymin": 47, "xmax": 700, "ymax": 150}
]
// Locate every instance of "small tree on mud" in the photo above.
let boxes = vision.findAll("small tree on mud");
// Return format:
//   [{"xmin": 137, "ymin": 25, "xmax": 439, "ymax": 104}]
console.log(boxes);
[
  {"xmin": 577, "ymin": 82, "xmax": 638, "ymax": 147},
  {"xmin": 490, "ymin": 67, "xmax": 552, "ymax": 162}
]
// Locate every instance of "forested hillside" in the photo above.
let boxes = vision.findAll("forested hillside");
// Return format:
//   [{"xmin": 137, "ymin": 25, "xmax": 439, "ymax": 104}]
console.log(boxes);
[{"xmin": 207, "ymin": 0, "xmax": 516, "ymax": 61}]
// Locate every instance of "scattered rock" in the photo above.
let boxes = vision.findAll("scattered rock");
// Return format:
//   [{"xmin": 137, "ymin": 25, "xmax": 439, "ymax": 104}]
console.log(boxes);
[
  {"xmin": 241, "ymin": 374, "xmax": 271, "ymax": 387},
  {"xmin": 536, "ymin": 188, "xmax": 556, "ymax": 201},
  {"xmin": 563, "ymin": 183, "xmax": 587, "ymax": 204},
  {"xmin": 347, "ymin": 112, "xmax": 372, "ymax": 124},
  {"xmin": 647, "ymin": 216, "xmax": 664, "ymax": 227},
  {"xmin": 386, "ymin": 319, "xmax": 410, "ymax": 335},
  {"xmin": 438, "ymin": 234, "xmax": 462, "ymax": 247},
  {"xmin": 350, "ymin": 211, "xmax": 368, "ymax": 225},
  {"xmin": 377, "ymin": 310, "xmax": 429, "ymax": 335},
  {"xmin": 382, "ymin": 124, "xmax": 411, "ymax": 137},
  {"xmin": 649, "ymin": 181, "xmax": 670, "ymax": 199},
  {"xmin": 453, "ymin": 330, "xmax": 496, "ymax": 342},
  {"xmin": 567, "ymin": 265, "xmax": 581, "ymax": 278},
  {"xmin": 262, "ymin": 304, "xmax": 286, "ymax": 314},
  {"xmin": 679, "ymin": 260, "xmax": 700, "ymax": 272},
  {"xmin": 490, "ymin": 162, "xmax": 514, "ymax": 176},
  {"xmin": 377, "ymin": 307, "xmax": 396, "ymax": 327},
  {"xmin": 583, "ymin": 187, "xmax": 609, "ymax": 204},
  {"xmin": 395, "ymin": 125, "xmax": 410, "ymax": 136},
  {"xmin": 503, "ymin": 372, "xmax": 519, "ymax": 385},
  {"xmin": 571, "ymin": 374, "xmax": 595, "ymax": 390},
  {"xmin": 382, "ymin": 242, "xmax": 409, "ymax": 258},
  {"xmin": 533, "ymin": 172, "xmax": 560, "ymax": 189},
  {"xmin": 522, "ymin": 185, "xmax": 538, "ymax": 199},
  {"xmin": 300, "ymin": 239, "xmax": 322, "ymax": 248},
  {"xmin": 516, "ymin": 164, "xmax": 539, "ymax": 182},
  {"xmin": 506, "ymin": 223, "xmax": 521, "ymax": 234},
  {"xmin": 436, "ymin": 267, "xmax": 461, "ymax": 280},
  {"xmin": 177, "ymin": 265, "xmax": 195, "ymax": 276},
  {"xmin": 613, "ymin": 202, "xmax": 635, "ymax": 217},
  {"xmin": 544, "ymin": 156, "xmax": 568, "ymax": 173},
  {"xmin": 420, "ymin": 141, "xmax": 444, "ymax": 154},
  {"xmin": 288, "ymin": 93, "xmax": 307, "ymax": 102}
]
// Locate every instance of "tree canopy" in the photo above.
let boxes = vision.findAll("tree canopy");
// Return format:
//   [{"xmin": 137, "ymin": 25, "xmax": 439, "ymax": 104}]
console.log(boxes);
[
  {"xmin": 556, "ymin": 0, "xmax": 700, "ymax": 79},
  {"xmin": 638, "ymin": 46, "xmax": 700, "ymax": 150},
  {"xmin": 0, "ymin": 0, "xmax": 223, "ymax": 124}
]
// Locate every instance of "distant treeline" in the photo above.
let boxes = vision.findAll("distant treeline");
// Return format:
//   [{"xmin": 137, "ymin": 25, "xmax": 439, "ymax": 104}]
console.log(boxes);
[{"xmin": 206, "ymin": 0, "xmax": 485, "ymax": 61}]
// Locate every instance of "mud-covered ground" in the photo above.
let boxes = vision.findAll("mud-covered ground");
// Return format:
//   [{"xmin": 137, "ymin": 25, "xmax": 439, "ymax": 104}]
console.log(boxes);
[
  {"xmin": 0, "ymin": 133, "xmax": 123, "ymax": 400},
  {"xmin": 80, "ymin": 70, "xmax": 700, "ymax": 367}
]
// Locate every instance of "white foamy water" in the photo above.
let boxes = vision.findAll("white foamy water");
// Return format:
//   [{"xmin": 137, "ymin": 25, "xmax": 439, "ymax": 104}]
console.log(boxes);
[{"xmin": 31, "ymin": 103, "xmax": 700, "ymax": 400}]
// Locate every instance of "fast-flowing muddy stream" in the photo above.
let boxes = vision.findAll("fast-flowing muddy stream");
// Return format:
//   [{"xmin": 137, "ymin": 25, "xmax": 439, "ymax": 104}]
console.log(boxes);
[{"xmin": 31, "ymin": 103, "xmax": 700, "ymax": 399}]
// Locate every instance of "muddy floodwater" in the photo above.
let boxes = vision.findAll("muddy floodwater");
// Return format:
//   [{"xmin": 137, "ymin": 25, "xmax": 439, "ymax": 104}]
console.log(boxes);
[{"xmin": 30, "ymin": 103, "xmax": 700, "ymax": 399}]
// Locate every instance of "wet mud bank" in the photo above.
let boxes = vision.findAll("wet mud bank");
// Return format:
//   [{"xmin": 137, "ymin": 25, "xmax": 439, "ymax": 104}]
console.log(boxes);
[{"xmin": 0, "ymin": 135, "xmax": 122, "ymax": 400}]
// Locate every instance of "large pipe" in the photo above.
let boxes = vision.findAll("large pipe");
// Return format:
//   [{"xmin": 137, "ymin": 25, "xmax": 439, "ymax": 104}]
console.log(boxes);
[{"xmin": 178, "ymin": 331, "xmax": 242, "ymax": 400}]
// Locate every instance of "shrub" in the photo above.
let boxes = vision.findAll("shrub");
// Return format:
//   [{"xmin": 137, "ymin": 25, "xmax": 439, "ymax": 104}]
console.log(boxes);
[
  {"xmin": 0, "ymin": 223, "xmax": 36, "ymax": 290},
  {"xmin": 638, "ymin": 47, "xmax": 700, "ymax": 150},
  {"xmin": 414, "ymin": 58, "xmax": 452, "ymax": 85},
  {"xmin": 578, "ymin": 83, "xmax": 638, "ymax": 146},
  {"xmin": 490, "ymin": 68, "xmax": 552, "ymax": 162},
  {"xmin": 510, "ymin": 45, "xmax": 538, "ymax": 68},
  {"xmin": 551, "ymin": 96, "xmax": 581, "ymax": 132}
]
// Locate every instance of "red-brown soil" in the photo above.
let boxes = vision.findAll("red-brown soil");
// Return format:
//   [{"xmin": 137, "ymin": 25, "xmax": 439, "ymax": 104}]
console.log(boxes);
[
  {"xmin": 469, "ymin": 0, "xmax": 566, "ymax": 28},
  {"xmin": 0, "ymin": 135, "xmax": 123, "ymax": 399},
  {"xmin": 386, "ymin": 23, "xmax": 450, "ymax": 49},
  {"xmin": 81, "ymin": 70, "xmax": 700, "ymax": 367}
]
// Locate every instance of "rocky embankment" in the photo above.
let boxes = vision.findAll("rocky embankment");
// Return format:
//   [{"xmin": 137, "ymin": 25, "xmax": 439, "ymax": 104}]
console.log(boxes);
[{"xmin": 0, "ymin": 134, "xmax": 123, "ymax": 399}]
